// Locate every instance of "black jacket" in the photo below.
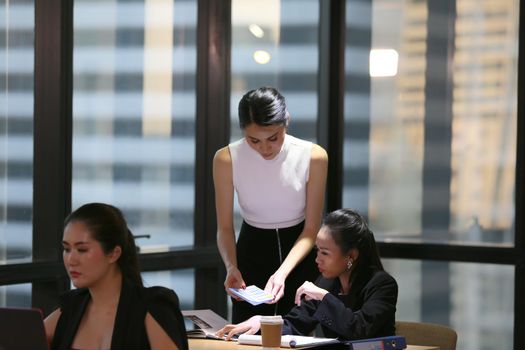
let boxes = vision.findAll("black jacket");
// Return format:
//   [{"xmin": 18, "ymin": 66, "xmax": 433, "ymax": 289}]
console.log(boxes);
[
  {"xmin": 51, "ymin": 279, "xmax": 188, "ymax": 350},
  {"xmin": 283, "ymin": 268, "xmax": 397, "ymax": 340}
]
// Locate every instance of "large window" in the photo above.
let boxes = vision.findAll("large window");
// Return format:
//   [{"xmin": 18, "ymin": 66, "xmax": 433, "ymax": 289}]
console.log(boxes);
[
  {"xmin": 72, "ymin": 0, "xmax": 197, "ymax": 252},
  {"xmin": 72, "ymin": 0, "xmax": 197, "ymax": 307},
  {"xmin": 343, "ymin": 0, "xmax": 518, "ymax": 245},
  {"xmin": 0, "ymin": 0, "xmax": 34, "ymax": 264},
  {"xmin": 344, "ymin": 0, "xmax": 519, "ymax": 346},
  {"xmin": 0, "ymin": 0, "xmax": 34, "ymax": 306}
]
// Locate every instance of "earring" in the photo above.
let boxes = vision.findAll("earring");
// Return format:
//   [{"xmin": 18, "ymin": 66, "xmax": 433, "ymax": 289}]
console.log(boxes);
[{"xmin": 347, "ymin": 258, "xmax": 353, "ymax": 270}]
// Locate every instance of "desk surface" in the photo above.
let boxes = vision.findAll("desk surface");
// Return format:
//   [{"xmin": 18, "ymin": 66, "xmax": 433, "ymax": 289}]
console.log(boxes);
[{"xmin": 188, "ymin": 338, "xmax": 439, "ymax": 350}]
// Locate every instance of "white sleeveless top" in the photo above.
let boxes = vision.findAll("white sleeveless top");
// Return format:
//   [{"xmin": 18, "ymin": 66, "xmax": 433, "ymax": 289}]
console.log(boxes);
[{"xmin": 229, "ymin": 134, "xmax": 312, "ymax": 229}]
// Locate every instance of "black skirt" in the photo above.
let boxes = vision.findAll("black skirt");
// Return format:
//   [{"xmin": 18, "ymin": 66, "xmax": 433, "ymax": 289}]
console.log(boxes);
[{"xmin": 233, "ymin": 220, "xmax": 318, "ymax": 323}]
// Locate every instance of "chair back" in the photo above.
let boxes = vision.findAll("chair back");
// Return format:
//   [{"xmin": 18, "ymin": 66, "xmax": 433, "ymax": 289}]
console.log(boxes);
[{"xmin": 395, "ymin": 321, "xmax": 457, "ymax": 350}]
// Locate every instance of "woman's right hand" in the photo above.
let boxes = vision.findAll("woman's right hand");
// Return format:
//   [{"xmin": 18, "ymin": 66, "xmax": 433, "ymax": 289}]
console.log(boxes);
[
  {"xmin": 216, "ymin": 315, "xmax": 261, "ymax": 341},
  {"xmin": 224, "ymin": 266, "xmax": 246, "ymax": 298}
]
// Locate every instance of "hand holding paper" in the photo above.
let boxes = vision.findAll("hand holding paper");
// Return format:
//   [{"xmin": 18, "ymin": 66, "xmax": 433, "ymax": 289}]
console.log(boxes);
[
  {"xmin": 228, "ymin": 285, "xmax": 274, "ymax": 305},
  {"xmin": 224, "ymin": 266, "xmax": 246, "ymax": 299},
  {"xmin": 264, "ymin": 272, "xmax": 286, "ymax": 303}
]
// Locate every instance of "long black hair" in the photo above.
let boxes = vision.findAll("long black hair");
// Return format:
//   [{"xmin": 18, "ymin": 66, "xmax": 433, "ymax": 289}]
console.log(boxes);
[
  {"xmin": 322, "ymin": 209, "xmax": 383, "ymax": 279},
  {"xmin": 238, "ymin": 86, "xmax": 290, "ymax": 129},
  {"xmin": 64, "ymin": 203, "xmax": 143, "ymax": 287}
]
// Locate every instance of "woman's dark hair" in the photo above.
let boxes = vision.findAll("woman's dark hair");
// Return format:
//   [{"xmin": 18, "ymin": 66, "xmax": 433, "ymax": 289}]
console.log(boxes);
[
  {"xmin": 64, "ymin": 202, "xmax": 143, "ymax": 287},
  {"xmin": 238, "ymin": 86, "xmax": 290, "ymax": 129},
  {"xmin": 322, "ymin": 209, "xmax": 384, "ymax": 276}
]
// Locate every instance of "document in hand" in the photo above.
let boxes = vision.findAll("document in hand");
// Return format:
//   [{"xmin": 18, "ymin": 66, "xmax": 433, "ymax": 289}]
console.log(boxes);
[
  {"xmin": 237, "ymin": 334, "xmax": 342, "ymax": 349},
  {"xmin": 182, "ymin": 309, "xmax": 229, "ymax": 340},
  {"xmin": 228, "ymin": 285, "xmax": 274, "ymax": 305}
]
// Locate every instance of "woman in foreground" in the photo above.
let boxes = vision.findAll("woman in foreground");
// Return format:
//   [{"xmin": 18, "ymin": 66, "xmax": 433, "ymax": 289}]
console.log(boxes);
[
  {"xmin": 217, "ymin": 209, "xmax": 398, "ymax": 340},
  {"xmin": 44, "ymin": 203, "xmax": 188, "ymax": 350}
]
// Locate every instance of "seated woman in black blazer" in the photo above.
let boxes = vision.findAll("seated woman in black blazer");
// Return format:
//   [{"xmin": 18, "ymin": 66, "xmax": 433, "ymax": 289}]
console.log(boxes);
[
  {"xmin": 44, "ymin": 203, "xmax": 188, "ymax": 350},
  {"xmin": 218, "ymin": 208, "xmax": 398, "ymax": 340}
]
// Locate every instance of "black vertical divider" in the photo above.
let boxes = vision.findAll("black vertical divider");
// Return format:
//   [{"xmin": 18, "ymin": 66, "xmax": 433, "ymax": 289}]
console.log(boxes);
[
  {"xmin": 32, "ymin": 0, "xmax": 73, "ymax": 314},
  {"xmin": 194, "ymin": 0, "xmax": 231, "ymax": 316},
  {"xmin": 513, "ymin": 0, "xmax": 525, "ymax": 348},
  {"xmin": 318, "ymin": 0, "xmax": 346, "ymax": 213}
]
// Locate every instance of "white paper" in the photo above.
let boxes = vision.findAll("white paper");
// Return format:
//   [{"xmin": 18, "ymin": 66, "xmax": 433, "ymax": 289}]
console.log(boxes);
[
  {"xmin": 229, "ymin": 285, "xmax": 274, "ymax": 305},
  {"xmin": 238, "ymin": 334, "xmax": 340, "ymax": 348}
]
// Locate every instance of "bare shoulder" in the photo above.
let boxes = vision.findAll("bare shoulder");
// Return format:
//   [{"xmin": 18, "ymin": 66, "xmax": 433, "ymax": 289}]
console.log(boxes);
[
  {"xmin": 310, "ymin": 144, "xmax": 328, "ymax": 162},
  {"xmin": 213, "ymin": 146, "xmax": 233, "ymax": 183},
  {"xmin": 213, "ymin": 146, "xmax": 232, "ymax": 165}
]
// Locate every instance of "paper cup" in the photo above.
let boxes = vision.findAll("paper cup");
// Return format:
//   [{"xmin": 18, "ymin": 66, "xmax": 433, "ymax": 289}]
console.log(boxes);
[{"xmin": 260, "ymin": 315, "xmax": 283, "ymax": 350}]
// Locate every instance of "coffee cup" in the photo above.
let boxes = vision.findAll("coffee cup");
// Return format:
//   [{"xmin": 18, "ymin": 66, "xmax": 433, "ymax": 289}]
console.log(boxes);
[{"xmin": 260, "ymin": 315, "xmax": 283, "ymax": 350}]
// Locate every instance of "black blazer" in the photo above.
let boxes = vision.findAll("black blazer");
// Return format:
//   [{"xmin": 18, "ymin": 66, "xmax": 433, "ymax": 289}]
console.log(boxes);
[
  {"xmin": 282, "ymin": 268, "xmax": 398, "ymax": 340},
  {"xmin": 51, "ymin": 279, "xmax": 188, "ymax": 350}
]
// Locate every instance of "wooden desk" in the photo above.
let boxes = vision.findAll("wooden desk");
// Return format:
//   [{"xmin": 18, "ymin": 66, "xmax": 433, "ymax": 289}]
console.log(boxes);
[{"xmin": 189, "ymin": 338, "xmax": 440, "ymax": 350}]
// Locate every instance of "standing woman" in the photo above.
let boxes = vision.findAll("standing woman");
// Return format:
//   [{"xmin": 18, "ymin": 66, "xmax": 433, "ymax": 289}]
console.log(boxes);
[
  {"xmin": 44, "ymin": 203, "xmax": 188, "ymax": 350},
  {"xmin": 214, "ymin": 86, "xmax": 328, "ymax": 323}
]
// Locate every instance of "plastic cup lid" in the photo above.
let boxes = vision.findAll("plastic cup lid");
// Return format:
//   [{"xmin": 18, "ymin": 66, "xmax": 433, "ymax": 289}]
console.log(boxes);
[{"xmin": 260, "ymin": 315, "xmax": 283, "ymax": 324}]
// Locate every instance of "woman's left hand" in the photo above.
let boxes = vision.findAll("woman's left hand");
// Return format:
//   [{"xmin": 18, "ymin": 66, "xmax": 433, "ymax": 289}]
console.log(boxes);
[
  {"xmin": 264, "ymin": 273, "xmax": 286, "ymax": 304},
  {"xmin": 294, "ymin": 281, "xmax": 329, "ymax": 306}
]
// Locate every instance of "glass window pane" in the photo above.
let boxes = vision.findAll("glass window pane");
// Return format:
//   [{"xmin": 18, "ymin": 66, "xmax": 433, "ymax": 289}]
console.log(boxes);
[
  {"xmin": 0, "ymin": 0, "xmax": 34, "ymax": 264},
  {"xmin": 344, "ymin": 0, "xmax": 518, "ymax": 245},
  {"xmin": 142, "ymin": 269, "xmax": 194, "ymax": 310},
  {"xmin": 384, "ymin": 259, "xmax": 514, "ymax": 350},
  {"xmin": 72, "ymin": 0, "xmax": 197, "ymax": 252},
  {"xmin": 0, "ymin": 283, "xmax": 31, "ymax": 307},
  {"xmin": 231, "ymin": 0, "xmax": 319, "ymax": 142}
]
